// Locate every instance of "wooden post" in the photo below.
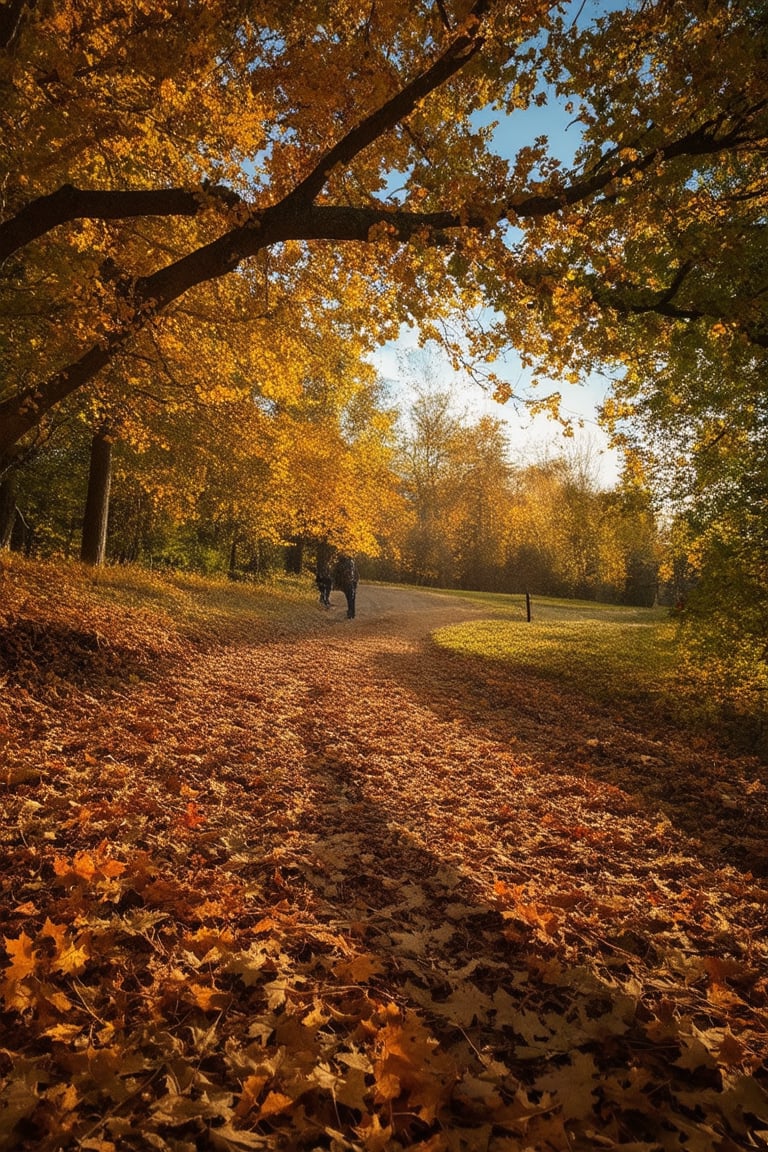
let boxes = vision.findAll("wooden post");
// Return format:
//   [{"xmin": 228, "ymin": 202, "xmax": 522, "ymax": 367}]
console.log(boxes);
[{"xmin": 525, "ymin": 591, "xmax": 532, "ymax": 622}]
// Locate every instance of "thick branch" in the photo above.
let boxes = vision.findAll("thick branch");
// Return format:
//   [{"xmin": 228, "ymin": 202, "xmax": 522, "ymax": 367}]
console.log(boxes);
[
  {"xmin": 0, "ymin": 103, "xmax": 763, "ymax": 456},
  {"xmin": 284, "ymin": 0, "xmax": 491, "ymax": 206},
  {"xmin": 593, "ymin": 261, "xmax": 696, "ymax": 316},
  {"xmin": 0, "ymin": 183, "xmax": 240, "ymax": 263},
  {"xmin": 592, "ymin": 264, "xmax": 768, "ymax": 347},
  {"xmin": 0, "ymin": 201, "xmax": 452, "ymax": 451},
  {"xmin": 505, "ymin": 102, "xmax": 768, "ymax": 219},
  {"xmin": 6, "ymin": 93, "xmax": 762, "ymax": 270},
  {"xmin": 0, "ymin": 1, "xmax": 489, "ymax": 261},
  {"xmin": 2, "ymin": 17, "xmax": 766, "ymax": 456},
  {"xmin": 0, "ymin": 342, "xmax": 121, "ymax": 457}
]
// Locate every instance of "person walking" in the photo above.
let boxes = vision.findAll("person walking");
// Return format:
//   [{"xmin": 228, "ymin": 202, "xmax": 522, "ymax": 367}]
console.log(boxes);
[
  {"xmin": 333, "ymin": 554, "xmax": 358, "ymax": 619},
  {"xmin": 314, "ymin": 550, "xmax": 334, "ymax": 608}
]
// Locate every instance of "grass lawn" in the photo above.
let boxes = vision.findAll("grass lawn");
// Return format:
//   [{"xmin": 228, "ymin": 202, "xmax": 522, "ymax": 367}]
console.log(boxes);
[{"xmin": 432, "ymin": 591, "xmax": 677, "ymax": 707}]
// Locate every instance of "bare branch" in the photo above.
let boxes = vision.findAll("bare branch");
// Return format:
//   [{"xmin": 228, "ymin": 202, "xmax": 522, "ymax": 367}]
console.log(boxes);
[{"xmin": 0, "ymin": 0, "xmax": 35, "ymax": 51}]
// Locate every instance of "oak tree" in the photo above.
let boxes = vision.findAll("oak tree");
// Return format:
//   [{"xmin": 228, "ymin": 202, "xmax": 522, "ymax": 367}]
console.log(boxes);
[{"xmin": 2, "ymin": 0, "xmax": 766, "ymax": 465}]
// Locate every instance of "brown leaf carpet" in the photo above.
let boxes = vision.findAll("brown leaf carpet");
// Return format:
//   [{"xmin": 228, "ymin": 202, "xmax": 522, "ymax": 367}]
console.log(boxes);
[{"xmin": 1, "ymin": 567, "xmax": 767, "ymax": 1151}]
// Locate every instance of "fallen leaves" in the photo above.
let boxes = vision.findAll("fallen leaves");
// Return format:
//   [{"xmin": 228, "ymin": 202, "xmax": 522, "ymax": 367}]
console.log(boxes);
[
  {"xmin": 1, "ymin": 932, "xmax": 38, "ymax": 1010},
  {"xmin": 1, "ymin": 559, "xmax": 767, "ymax": 1150}
]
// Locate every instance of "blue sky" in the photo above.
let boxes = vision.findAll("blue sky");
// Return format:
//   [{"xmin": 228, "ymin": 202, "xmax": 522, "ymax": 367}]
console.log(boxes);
[
  {"xmin": 371, "ymin": 61, "xmax": 622, "ymax": 487},
  {"xmin": 371, "ymin": 330, "xmax": 619, "ymax": 484},
  {"xmin": 370, "ymin": 0, "xmax": 629, "ymax": 485}
]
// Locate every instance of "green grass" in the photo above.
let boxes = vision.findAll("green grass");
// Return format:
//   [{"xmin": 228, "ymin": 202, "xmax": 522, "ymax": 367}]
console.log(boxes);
[
  {"xmin": 76, "ymin": 561, "xmax": 320, "ymax": 642},
  {"xmin": 432, "ymin": 595, "xmax": 676, "ymax": 706},
  {"xmin": 427, "ymin": 585, "xmax": 661, "ymax": 620},
  {"xmin": 4, "ymin": 554, "xmax": 334, "ymax": 655}
]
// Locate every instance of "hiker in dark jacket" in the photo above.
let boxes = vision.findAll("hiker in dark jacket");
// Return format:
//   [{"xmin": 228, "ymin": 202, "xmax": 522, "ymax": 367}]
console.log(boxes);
[
  {"xmin": 315, "ymin": 552, "xmax": 334, "ymax": 608},
  {"xmin": 333, "ymin": 554, "xmax": 358, "ymax": 619}
]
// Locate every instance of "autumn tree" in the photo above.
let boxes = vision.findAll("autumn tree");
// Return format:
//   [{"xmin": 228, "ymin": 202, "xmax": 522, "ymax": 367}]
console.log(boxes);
[
  {"xmin": 115, "ymin": 397, "xmax": 284, "ymax": 572},
  {"xmin": 0, "ymin": 424, "xmax": 91, "ymax": 557},
  {"xmin": 451, "ymin": 415, "xmax": 513, "ymax": 589},
  {"xmin": 2, "ymin": 0, "xmax": 766, "ymax": 468},
  {"xmin": 275, "ymin": 359, "xmax": 405, "ymax": 567},
  {"xmin": 395, "ymin": 389, "xmax": 515, "ymax": 589},
  {"xmin": 391, "ymin": 386, "xmax": 660, "ymax": 596},
  {"xmin": 397, "ymin": 388, "xmax": 464, "ymax": 585},
  {"xmin": 502, "ymin": 446, "xmax": 659, "ymax": 602},
  {"xmin": 607, "ymin": 323, "xmax": 768, "ymax": 737},
  {"xmin": 14, "ymin": 362, "xmax": 403, "ymax": 575},
  {"xmin": 80, "ymin": 424, "xmax": 114, "ymax": 566}
]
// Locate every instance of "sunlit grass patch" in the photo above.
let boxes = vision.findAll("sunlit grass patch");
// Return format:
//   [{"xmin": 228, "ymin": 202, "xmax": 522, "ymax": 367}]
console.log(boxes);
[
  {"xmin": 2, "ymin": 554, "xmax": 319, "ymax": 648},
  {"xmin": 89, "ymin": 565, "xmax": 319, "ymax": 640},
  {"xmin": 433, "ymin": 609, "xmax": 677, "ymax": 705},
  {"xmin": 433, "ymin": 586, "xmax": 665, "ymax": 624}
]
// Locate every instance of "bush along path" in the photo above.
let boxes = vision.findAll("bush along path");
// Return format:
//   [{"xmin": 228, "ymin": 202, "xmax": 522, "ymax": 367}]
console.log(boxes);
[{"xmin": 1, "ymin": 560, "xmax": 767, "ymax": 1151}]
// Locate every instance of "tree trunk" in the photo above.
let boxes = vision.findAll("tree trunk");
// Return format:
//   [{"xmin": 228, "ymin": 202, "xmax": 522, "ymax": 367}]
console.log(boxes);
[
  {"xmin": 80, "ymin": 427, "xmax": 113, "ymax": 566},
  {"xmin": 228, "ymin": 529, "xmax": 239, "ymax": 578},
  {"xmin": 285, "ymin": 538, "xmax": 304, "ymax": 574},
  {"xmin": 0, "ymin": 473, "xmax": 17, "ymax": 549}
]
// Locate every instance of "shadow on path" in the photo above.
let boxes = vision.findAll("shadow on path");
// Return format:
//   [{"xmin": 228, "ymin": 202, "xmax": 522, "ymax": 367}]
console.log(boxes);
[{"xmin": 333, "ymin": 585, "xmax": 768, "ymax": 877}]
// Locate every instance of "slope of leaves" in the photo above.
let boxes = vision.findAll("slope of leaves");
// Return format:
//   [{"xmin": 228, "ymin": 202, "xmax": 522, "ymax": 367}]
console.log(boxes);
[{"xmin": 1, "ymin": 559, "xmax": 767, "ymax": 1152}]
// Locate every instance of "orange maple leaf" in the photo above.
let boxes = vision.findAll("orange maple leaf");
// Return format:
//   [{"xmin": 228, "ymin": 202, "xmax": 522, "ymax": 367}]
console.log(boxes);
[
  {"xmin": 334, "ymin": 954, "xmax": 386, "ymax": 983},
  {"xmin": 186, "ymin": 982, "xmax": 230, "ymax": 1011},
  {"xmin": 3, "ymin": 931, "xmax": 38, "ymax": 982},
  {"xmin": 1, "ymin": 930, "xmax": 39, "ymax": 1011},
  {"xmin": 234, "ymin": 1073, "xmax": 270, "ymax": 1119},
  {"xmin": 181, "ymin": 801, "xmax": 206, "ymax": 828},
  {"xmin": 257, "ymin": 1091, "xmax": 293, "ymax": 1120},
  {"xmin": 54, "ymin": 933, "xmax": 92, "ymax": 976},
  {"xmin": 373, "ymin": 1010, "xmax": 456, "ymax": 1123},
  {"xmin": 41, "ymin": 918, "xmax": 69, "ymax": 952},
  {"xmin": 53, "ymin": 841, "xmax": 127, "ymax": 885}
]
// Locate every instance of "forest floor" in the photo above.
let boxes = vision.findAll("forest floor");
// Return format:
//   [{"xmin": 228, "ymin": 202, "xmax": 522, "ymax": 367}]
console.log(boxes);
[{"xmin": 1, "ymin": 559, "xmax": 767, "ymax": 1152}]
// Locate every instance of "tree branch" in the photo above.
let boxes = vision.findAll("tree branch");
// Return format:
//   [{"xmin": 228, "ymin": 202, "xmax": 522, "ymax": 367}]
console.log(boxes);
[
  {"xmin": 0, "ymin": 168, "xmax": 755, "ymax": 456},
  {"xmin": 592, "ymin": 262, "xmax": 768, "ymax": 347},
  {"xmin": 595, "ymin": 260, "xmax": 696, "ymax": 317},
  {"xmin": 505, "ymin": 101, "xmax": 768, "ymax": 220},
  {"xmin": 0, "ymin": 0, "xmax": 34, "ymax": 51},
  {"xmin": 2, "ymin": 8, "xmax": 767, "ymax": 456},
  {"xmin": 0, "ymin": 0, "xmax": 490, "ymax": 262},
  {"xmin": 283, "ymin": 0, "xmax": 491, "ymax": 207},
  {"xmin": 7, "ymin": 88, "xmax": 759, "ymax": 272},
  {"xmin": 0, "ymin": 183, "xmax": 241, "ymax": 263}
]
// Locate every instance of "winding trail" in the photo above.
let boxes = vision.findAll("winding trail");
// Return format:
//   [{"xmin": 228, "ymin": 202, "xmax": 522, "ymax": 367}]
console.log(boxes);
[{"xmin": 3, "ymin": 575, "xmax": 767, "ymax": 1150}]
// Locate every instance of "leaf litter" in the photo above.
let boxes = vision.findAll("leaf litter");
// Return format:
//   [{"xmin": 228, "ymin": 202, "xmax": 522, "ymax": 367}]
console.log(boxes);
[{"xmin": 1, "ymin": 560, "xmax": 767, "ymax": 1151}]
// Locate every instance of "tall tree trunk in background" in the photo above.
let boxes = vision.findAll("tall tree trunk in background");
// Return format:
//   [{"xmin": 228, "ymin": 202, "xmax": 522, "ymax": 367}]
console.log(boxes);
[
  {"xmin": 285, "ymin": 538, "xmax": 304, "ymax": 574},
  {"xmin": 0, "ymin": 473, "xmax": 17, "ymax": 549},
  {"xmin": 81, "ymin": 426, "xmax": 113, "ymax": 566}
]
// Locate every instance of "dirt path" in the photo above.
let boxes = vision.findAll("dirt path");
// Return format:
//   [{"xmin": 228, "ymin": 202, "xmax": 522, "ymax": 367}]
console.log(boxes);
[
  {"xmin": 2, "ymin": 576, "xmax": 767, "ymax": 1150},
  {"xmin": 284, "ymin": 583, "xmax": 766, "ymax": 879},
  {"xmin": 317, "ymin": 581, "xmax": 498, "ymax": 633}
]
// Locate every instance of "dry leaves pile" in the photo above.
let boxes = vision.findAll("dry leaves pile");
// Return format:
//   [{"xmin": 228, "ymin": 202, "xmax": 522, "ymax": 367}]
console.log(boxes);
[{"xmin": 1, "ymin": 560, "xmax": 767, "ymax": 1152}]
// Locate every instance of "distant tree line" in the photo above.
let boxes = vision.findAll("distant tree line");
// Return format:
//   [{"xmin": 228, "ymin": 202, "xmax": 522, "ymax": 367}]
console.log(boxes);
[
  {"xmin": 363, "ymin": 388, "xmax": 661, "ymax": 606},
  {"xmin": 0, "ymin": 378, "xmax": 662, "ymax": 609}
]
